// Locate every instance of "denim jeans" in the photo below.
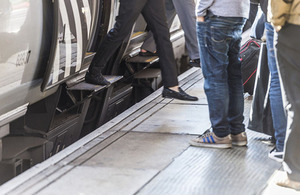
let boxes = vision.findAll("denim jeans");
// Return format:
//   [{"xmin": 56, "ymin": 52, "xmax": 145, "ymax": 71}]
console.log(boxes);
[
  {"xmin": 265, "ymin": 22, "xmax": 287, "ymax": 152},
  {"xmin": 197, "ymin": 16, "xmax": 246, "ymax": 137}
]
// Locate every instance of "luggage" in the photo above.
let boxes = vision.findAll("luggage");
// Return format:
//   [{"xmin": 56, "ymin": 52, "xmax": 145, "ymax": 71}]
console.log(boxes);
[
  {"xmin": 240, "ymin": 38, "xmax": 261, "ymax": 95},
  {"xmin": 247, "ymin": 42, "xmax": 275, "ymax": 137}
]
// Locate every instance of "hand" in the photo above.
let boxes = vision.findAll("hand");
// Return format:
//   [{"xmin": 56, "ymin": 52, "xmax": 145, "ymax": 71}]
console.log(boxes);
[
  {"xmin": 197, "ymin": 16, "xmax": 205, "ymax": 22},
  {"xmin": 274, "ymin": 25, "xmax": 282, "ymax": 32}
]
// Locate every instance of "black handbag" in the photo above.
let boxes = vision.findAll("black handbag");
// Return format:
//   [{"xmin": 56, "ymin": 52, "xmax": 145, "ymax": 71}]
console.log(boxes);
[{"xmin": 247, "ymin": 42, "xmax": 275, "ymax": 137}]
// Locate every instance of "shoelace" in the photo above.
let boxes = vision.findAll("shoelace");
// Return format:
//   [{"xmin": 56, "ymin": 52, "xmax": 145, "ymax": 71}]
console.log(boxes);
[{"xmin": 198, "ymin": 129, "xmax": 212, "ymax": 138}]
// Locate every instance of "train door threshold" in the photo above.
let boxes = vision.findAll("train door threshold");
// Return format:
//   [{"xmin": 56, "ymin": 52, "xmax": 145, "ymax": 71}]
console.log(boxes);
[{"xmin": 0, "ymin": 67, "xmax": 291, "ymax": 195}]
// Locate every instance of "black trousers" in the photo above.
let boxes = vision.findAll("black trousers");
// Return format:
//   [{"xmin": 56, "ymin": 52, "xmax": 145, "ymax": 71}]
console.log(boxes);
[
  {"xmin": 89, "ymin": 0, "xmax": 179, "ymax": 87},
  {"xmin": 277, "ymin": 23, "xmax": 300, "ymax": 182}
]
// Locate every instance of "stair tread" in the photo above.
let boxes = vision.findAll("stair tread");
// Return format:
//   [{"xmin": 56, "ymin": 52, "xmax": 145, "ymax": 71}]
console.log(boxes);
[
  {"xmin": 67, "ymin": 75, "xmax": 123, "ymax": 92},
  {"xmin": 126, "ymin": 55, "xmax": 159, "ymax": 64}
]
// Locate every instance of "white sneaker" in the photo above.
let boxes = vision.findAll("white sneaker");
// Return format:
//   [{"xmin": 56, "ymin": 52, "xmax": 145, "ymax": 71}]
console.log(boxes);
[{"xmin": 268, "ymin": 147, "xmax": 283, "ymax": 162}]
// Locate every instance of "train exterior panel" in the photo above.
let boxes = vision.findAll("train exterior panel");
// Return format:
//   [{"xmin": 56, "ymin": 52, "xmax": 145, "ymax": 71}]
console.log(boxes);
[
  {"xmin": 0, "ymin": 1, "xmax": 54, "ymax": 119},
  {"xmin": 42, "ymin": 0, "xmax": 99, "ymax": 91}
]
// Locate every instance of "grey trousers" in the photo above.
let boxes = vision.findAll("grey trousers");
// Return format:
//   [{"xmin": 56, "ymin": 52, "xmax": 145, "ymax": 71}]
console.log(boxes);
[
  {"xmin": 141, "ymin": 0, "xmax": 199, "ymax": 60},
  {"xmin": 277, "ymin": 23, "xmax": 300, "ymax": 182}
]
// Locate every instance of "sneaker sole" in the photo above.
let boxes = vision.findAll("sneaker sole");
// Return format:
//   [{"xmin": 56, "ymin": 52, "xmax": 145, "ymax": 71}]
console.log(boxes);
[
  {"xmin": 268, "ymin": 154, "xmax": 283, "ymax": 163},
  {"xmin": 189, "ymin": 141, "xmax": 232, "ymax": 149},
  {"xmin": 232, "ymin": 141, "xmax": 247, "ymax": 146}
]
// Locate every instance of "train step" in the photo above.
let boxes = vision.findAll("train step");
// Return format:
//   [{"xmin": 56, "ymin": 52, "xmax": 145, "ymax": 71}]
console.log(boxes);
[
  {"xmin": 134, "ymin": 68, "xmax": 161, "ymax": 79},
  {"xmin": 67, "ymin": 75, "xmax": 123, "ymax": 92},
  {"xmin": 126, "ymin": 55, "xmax": 159, "ymax": 65},
  {"xmin": 125, "ymin": 55, "xmax": 159, "ymax": 74}
]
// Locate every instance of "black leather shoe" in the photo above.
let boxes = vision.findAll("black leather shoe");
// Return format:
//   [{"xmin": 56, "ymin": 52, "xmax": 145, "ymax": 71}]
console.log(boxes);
[
  {"xmin": 85, "ymin": 71, "xmax": 110, "ymax": 85},
  {"xmin": 162, "ymin": 87, "xmax": 198, "ymax": 101},
  {"xmin": 189, "ymin": 58, "xmax": 201, "ymax": 68},
  {"xmin": 139, "ymin": 50, "xmax": 158, "ymax": 57}
]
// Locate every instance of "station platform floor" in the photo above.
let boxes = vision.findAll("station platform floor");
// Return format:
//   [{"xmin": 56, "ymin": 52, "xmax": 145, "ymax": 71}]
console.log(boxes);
[{"xmin": 0, "ymin": 68, "xmax": 299, "ymax": 195}]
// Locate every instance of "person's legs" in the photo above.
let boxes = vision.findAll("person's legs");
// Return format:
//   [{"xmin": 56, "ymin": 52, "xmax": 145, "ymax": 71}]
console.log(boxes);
[
  {"xmin": 198, "ymin": 17, "xmax": 230, "ymax": 137},
  {"xmin": 141, "ymin": 0, "xmax": 197, "ymax": 101},
  {"xmin": 87, "ymin": 0, "xmax": 197, "ymax": 100},
  {"xmin": 141, "ymin": 0, "xmax": 178, "ymax": 88},
  {"xmin": 277, "ymin": 23, "xmax": 300, "ymax": 183},
  {"xmin": 265, "ymin": 22, "xmax": 287, "ymax": 154},
  {"xmin": 199, "ymin": 16, "xmax": 245, "ymax": 138},
  {"xmin": 141, "ymin": 0, "xmax": 176, "ymax": 54},
  {"xmin": 88, "ymin": 0, "xmax": 147, "ymax": 76},
  {"xmin": 172, "ymin": 0, "xmax": 199, "ymax": 60},
  {"xmin": 190, "ymin": 17, "xmax": 246, "ymax": 148},
  {"xmin": 140, "ymin": 31, "xmax": 157, "ymax": 54},
  {"xmin": 227, "ymin": 21, "xmax": 246, "ymax": 135}
]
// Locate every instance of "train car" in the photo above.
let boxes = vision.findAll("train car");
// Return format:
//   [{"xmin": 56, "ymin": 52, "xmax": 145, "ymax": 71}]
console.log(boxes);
[{"xmin": 0, "ymin": 0, "xmax": 188, "ymax": 184}]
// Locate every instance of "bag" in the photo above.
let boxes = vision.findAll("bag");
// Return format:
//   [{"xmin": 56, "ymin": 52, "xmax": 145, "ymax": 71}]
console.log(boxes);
[
  {"xmin": 247, "ymin": 42, "xmax": 275, "ymax": 137},
  {"xmin": 240, "ymin": 38, "xmax": 261, "ymax": 95}
]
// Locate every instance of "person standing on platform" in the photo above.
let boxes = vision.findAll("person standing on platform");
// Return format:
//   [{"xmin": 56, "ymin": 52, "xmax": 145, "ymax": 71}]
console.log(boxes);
[
  {"xmin": 189, "ymin": 0, "xmax": 250, "ymax": 148},
  {"xmin": 259, "ymin": 0, "xmax": 287, "ymax": 162},
  {"xmin": 139, "ymin": 0, "xmax": 200, "ymax": 67},
  {"xmin": 269, "ymin": 0, "xmax": 300, "ymax": 190},
  {"xmin": 85, "ymin": 0, "xmax": 198, "ymax": 101}
]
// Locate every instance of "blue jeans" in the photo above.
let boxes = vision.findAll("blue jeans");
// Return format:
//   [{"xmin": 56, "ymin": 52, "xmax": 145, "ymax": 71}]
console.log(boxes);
[
  {"xmin": 197, "ymin": 16, "xmax": 246, "ymax": 137},
  {"xmin": 265, "ymin": 22, "xmax": 287, "ymax": 152}
]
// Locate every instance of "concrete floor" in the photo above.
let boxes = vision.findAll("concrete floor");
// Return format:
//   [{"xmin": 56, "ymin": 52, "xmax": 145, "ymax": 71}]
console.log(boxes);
[{"xmin": 0, "ymin": 68, "xmax": 296, "ymax": 195}]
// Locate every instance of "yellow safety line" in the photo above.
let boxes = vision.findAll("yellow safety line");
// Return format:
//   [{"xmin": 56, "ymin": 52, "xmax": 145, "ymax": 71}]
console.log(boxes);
[{"xmin": 131, "ymin": 31, "xmax": 144, "ymax": 38}]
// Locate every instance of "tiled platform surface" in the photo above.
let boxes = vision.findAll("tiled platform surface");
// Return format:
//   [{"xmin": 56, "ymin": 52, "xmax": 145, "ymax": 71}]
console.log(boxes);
[{"xmin": 0, "ymin": 67, "xmax": 295, "ymax": 195}]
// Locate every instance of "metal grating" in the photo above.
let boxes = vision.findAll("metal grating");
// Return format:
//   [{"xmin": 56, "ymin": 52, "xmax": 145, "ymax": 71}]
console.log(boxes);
[{"xmin": 137, "ymin": 130, "xmax": 282, "ymax": 195}]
